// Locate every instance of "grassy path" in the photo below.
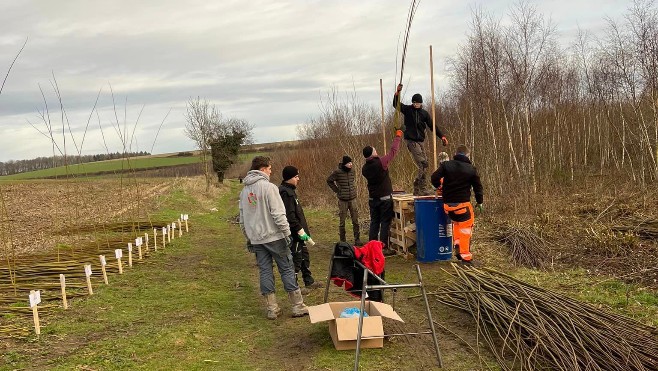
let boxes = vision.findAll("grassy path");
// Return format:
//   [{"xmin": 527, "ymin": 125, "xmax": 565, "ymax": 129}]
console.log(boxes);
[
  {"xmin": 4, "ymin": 179, "xmax": 654, "ymax": 370},
  {"xmin": 2, "ymin": 180, "xmax": 487, "ymax": 370}
]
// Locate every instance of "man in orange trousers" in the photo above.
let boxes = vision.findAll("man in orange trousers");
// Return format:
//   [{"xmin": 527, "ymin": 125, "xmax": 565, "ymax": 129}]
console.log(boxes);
[{"xmin": 430, "ymin": 145, "xmax": 483, "ymax": 263}]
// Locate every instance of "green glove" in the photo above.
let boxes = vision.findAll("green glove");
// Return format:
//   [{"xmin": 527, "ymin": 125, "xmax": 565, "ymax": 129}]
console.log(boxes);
[
  {"xmin": 475, "ymin": 204, "xmax": 484, "ymax": 213},
  {"xmin": 299, "ymin": 233, "xmax": 310, "ymax": 241}
]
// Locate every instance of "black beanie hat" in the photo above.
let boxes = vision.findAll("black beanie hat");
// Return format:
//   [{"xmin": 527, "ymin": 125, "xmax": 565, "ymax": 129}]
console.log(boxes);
[
  {"xmin": 412, "ymin": 93, "xmax": 423, "ymax": 103},
  {"xmin": 282, "ymin": 165, "xmax": 299, "ymax": 181},
  {"xmin": 362, "ymin": 146, "xmax": 373, "ymax": 158},
  {"xmin": 341, "ymin": 155, "xmax": 352, "ymax": 165}
]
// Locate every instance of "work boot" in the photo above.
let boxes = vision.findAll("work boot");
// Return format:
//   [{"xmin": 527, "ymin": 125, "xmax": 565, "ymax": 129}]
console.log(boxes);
[
  {"xmin": 382, "ymin": 247, "xmax": 397, "ymax": 257},
  {"xmin": 417, "ymin": 177, "xmax": 433, "ymax": 196},
  {"xmin": 265, "ymin": 293, "xmax": 281, "ymax": 320},
  {"xmin": 339, "ymin": 226, "xmax": 347, "ymax": 242},
  {"xmin": 412, "ymin": 179, "xmax": 421, "ymax": 196},
  {"xmin": 288, "ymin": 289, "xmax": 309, "ymax": 317}
]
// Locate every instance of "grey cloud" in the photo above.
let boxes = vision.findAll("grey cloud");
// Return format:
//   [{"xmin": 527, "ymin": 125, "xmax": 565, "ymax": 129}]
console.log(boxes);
[{"xmin": 0, "ymin": 0, "xmax": 630, "ymax": 161}]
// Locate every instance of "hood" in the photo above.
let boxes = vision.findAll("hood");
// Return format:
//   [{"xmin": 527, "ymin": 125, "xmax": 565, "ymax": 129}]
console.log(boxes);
[
  {"xmin": 453, "ymin": 153, "xmax": 472, "ymax": 164},
  {"xmin": 243, "ymin": 170, "xmax": 269, "ymax": 185}
]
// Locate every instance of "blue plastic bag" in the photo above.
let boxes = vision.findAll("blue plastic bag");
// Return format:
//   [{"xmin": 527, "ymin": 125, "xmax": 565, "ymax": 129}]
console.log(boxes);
[{"xmin": 339, "ymin": 307, "xmax": 368, "ymax": 318}]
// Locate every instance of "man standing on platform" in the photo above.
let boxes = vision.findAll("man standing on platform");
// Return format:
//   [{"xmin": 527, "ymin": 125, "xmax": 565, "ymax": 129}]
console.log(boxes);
[
  {"xmin": 361, "ymin": 130, "xmax": 403, "ymax": 256},
  {"xmin": 393, "ymin": 83, "xmax": 448, "ymax": 196},
  {"xmin": 430, "ymin": 145, "xmax": 483, "ymax": 263}
]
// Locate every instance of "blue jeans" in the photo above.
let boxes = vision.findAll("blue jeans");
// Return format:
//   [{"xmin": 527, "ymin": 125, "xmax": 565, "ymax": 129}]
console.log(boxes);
[{"xmin": 253, "ymin": 238, "xmax": 299, "ymax": 295}]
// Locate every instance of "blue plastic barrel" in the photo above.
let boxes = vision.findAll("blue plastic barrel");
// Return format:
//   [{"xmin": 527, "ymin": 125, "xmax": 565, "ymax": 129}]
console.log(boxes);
[{"xmin": 414, "ymin": 197, "xmax": 453, "ymax": 262}]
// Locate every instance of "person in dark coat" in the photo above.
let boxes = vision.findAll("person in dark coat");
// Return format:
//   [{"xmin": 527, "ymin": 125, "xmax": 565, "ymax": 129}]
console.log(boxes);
[
  {"xmin": 393, "ymin": 83, "xmax": 448, "ymax": 195},
  {"xmin": 279, "ymin": 166, "xmax": 323, "ymax": 293},
  {"xmin": 362, "ymin": 130, "xmax": 402, "ymax": 256},
  {"xmin": 430, "ymin": 145, "xmax": 483, "ymax": 263},
  {"xmin": 327, "ymin": 155, "xmax": 362, "ymax": 245}
]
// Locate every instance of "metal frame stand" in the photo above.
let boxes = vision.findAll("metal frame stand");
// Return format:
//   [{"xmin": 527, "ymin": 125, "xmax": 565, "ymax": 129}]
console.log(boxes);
[{"xmin": 323, "ymin": 253, "xmax": 443, "ymax": 371}]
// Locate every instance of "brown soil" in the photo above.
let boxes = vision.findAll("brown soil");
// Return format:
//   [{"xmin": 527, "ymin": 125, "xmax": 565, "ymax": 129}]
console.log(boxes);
[{"xmin": 0, "ymin": 178, "xmax": 174, "ymax": 257}]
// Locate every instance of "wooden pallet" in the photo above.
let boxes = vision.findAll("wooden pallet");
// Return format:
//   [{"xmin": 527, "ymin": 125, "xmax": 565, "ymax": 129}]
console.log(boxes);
[{"xmin": 390, "ymin": 194, "xmax": 417, "ymax": 259}]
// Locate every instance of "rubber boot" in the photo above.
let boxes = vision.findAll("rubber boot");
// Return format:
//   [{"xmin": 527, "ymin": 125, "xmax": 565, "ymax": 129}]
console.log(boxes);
[
  {"xmin": 265, "ymin": 293, "xmax": 281, "ymax": 320},
  {"xmin": 288, "ymin": 289, "xmax": 309, "ymax": 317}
]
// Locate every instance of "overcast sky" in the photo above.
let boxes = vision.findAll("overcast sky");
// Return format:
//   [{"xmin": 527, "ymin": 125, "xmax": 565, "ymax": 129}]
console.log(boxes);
[{"xmin": 0, "ymin": 0, "xmax": 629, "ymax": 161}]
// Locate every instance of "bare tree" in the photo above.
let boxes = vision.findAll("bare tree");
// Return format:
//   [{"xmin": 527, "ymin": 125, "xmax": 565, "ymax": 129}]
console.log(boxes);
[
  {"xmin": 184, "ymin": 97, "xmax": 220, "ymax": 191},
  {"xmin": 184, "ymin": 97, "xmax": 254, "ymax": 188}
]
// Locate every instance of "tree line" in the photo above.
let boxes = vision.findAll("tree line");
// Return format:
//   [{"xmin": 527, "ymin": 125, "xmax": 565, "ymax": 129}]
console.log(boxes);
[
  {"xmin": 270, "ymin": 1, "xmax": 658, "ymax": 209},
  {"xmin": 0, "ymin": 151, "xmax": 150, "ymax": 176},
  {"xmin": 444, "ymin": 0, "xmax": 658, "ymax": 193}
]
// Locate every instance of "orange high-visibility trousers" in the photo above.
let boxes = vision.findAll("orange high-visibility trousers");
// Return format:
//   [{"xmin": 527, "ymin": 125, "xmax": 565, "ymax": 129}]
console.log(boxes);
[{"xmin": 443, "ymin": 202, "xmax": 474, "ymax": 262}]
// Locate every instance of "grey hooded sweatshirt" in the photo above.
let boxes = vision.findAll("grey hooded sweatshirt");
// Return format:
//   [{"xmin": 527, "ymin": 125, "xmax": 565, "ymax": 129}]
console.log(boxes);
[{"xmin": 239, "ymin": 170, "xmax": 291, "ymax": 244}]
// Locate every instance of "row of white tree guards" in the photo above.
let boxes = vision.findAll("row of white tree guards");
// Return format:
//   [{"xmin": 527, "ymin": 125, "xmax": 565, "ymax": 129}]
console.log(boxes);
[{"xmin": 28, "ymin": 214, "xmax": 191, "ymax": 335}]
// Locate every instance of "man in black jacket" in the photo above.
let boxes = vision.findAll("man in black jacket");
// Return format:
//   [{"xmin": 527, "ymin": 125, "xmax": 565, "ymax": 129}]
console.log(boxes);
[
  {"xmin": 279, "ymin": 166, "xmax": 322, "ymax": 292},
  {"xmin": 393, "ymin": 83, "xmax": 448, "ymax": 195},
  {"xmin": 362, "ymin": 130, "xmax": 403, "ymax": 256},
  {"xmin": 327, "ymin": 155, "xmax": 362, "ymax": 245},
  {"xmin": 430, "ymin": 145, "xmax": 483, "ymax": 263}
]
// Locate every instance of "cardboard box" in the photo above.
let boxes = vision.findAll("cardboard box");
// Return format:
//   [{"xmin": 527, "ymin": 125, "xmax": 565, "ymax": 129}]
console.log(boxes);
[{"xmin": 308, "ymin": 300, "xmax": 404, "ymax": 350}]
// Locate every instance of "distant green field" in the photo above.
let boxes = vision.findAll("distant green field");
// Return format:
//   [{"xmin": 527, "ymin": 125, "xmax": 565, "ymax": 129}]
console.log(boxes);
[{"xmin": 0, "ymin": 156, "xmax": 203, "ymax": 180}]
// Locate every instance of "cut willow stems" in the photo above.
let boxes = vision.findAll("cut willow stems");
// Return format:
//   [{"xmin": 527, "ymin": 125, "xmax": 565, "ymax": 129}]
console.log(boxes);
[
  {"xmin": 436, "ymin": 264, "xmax": 658, "ymax": 370},
  {"xmin": 394, "ymin": 0, "xmax": 422, "ymax": 130}
]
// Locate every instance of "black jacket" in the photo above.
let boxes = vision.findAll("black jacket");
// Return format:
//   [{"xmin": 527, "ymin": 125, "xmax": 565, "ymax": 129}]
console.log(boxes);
[
  {"xmin": 279, "ymin": 182, "xmax": 310, "ymax": 240},
  {"xmin": 327, "ymin": 164, "xmax": 357, "ymax": 201},
  {"xmin": 431, "ymin": 154, "xmax": 483, "ymax": 204},
  {"xmin": 393, "ymin": 93, "xmax": 444, "ymax": 142},
  {"xmin": 362, "ymin": 157, "xmax": 392, "ymax": 199}
]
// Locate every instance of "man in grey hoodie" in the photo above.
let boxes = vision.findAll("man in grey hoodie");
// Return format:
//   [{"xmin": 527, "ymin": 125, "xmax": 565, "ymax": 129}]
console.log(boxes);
[{"xmin": 239, "ymin": 156, "xmax": 309, "ymax": 320}]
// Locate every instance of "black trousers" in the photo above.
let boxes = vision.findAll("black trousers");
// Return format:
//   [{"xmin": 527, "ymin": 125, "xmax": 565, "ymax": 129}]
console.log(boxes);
[
  {"xmin": 290, "ymin": 240, "xmax": 314, "ymax": 286},
  {"xmin": 368, "ymin": 197, "xmax": 394, "ymax": 248}
]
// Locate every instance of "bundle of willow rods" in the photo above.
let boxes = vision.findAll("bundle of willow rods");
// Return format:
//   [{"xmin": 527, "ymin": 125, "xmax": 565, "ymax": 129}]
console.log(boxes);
[
  {"xmin": 612, "ymin": 216, "xmax": 658, "ymax": 239},
  {"xmin": 436, "ymin": 265, "xmax": 658, "ymax": 371},
  {"xmin": 492, "ymin": 222, "xmax": 549, "ymax": 268}
]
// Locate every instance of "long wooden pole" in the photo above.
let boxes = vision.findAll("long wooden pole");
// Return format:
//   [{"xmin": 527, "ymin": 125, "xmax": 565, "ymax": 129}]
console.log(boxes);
[
  {"xmin": 430, "ymin": 45, "xmax": 437, "ymax": 170},
  {"xmin": 380, "ymin": 79, "xmax": 387, "ymax": 155}
]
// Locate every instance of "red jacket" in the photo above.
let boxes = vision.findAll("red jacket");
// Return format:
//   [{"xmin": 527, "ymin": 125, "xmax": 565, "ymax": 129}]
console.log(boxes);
[{"xmin": 354, "ymin": 240, "xmax": 385, "ymax": 275}]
